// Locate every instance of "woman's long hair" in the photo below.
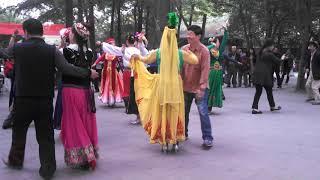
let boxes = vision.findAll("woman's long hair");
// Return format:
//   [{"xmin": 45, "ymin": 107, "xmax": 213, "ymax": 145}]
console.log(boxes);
[
  {"xmin": 247, "ymin": 47, "xmax": 257, "ymax": 64},
  {"xmin": 71, "ymin": 26, "xmax": 90, "ymax": 67},
  {"xmin": 258, "ymin": 39, "xmax": 274, "ymax": 57}
]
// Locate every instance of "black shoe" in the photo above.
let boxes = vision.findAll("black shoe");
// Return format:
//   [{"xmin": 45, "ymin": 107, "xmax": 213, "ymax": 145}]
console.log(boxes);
[
  {"xmin": 39, "ymin": 166, "xmax": 55, "ymax": 180},
  {"xmin": 2, "ymin": 159, "xmax": 23, "ymax": 170},
  {"xmin": 2, "ymin": 117, "xmax": 13, "ymax": 129},
  {"xmin": 39, "ymin": 173, "xmax": 53, "ymax": 180},
  {"xmin": 79, "ymin": 163, "xmax": 90, "ymax": 170},
  {"xmin": 226, "ymin": 85, "xmax": 231, "ymax": 88},
  {"xmin": 306, "ymin": 98, "xmax": 315, "ymax": 102},
  {"xmin": 252, "ymin": 109, "xmax": 263, "ymax": 114},
  {"xmin": 312, "ymin": 101, "xmax": 320, "ymax": 105},
  {"xmin": 270, "ymin": 106, "xmax": 281, "ymax": 111}
]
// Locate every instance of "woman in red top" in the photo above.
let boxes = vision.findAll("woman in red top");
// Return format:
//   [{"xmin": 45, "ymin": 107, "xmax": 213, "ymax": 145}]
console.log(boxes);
[{"xmin": 92, "ymin": 38, "xmax": 124, "ymax": 106}]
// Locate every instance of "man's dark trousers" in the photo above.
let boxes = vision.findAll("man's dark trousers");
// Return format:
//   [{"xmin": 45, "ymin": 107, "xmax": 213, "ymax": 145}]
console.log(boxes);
[{"xmin": 9, "ymin": 97, "xmax": 56, "ymax": 177}]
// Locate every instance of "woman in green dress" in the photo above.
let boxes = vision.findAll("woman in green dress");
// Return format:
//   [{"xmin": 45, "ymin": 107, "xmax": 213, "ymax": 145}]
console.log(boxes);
[{"xmin": 207, "ymin": 29, "xmax": 228, "ymax": 112}]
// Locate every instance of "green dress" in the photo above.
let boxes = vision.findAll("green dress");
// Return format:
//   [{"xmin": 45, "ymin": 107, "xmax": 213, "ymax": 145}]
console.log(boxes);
[{"xmin": 207, "ymin": 30, "xmax": 228, "ymax": 108}]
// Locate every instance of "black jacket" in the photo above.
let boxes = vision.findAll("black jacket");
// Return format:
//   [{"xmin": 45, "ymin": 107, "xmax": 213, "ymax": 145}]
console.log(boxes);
[
  {"xmin": 253, "ymin": 50, "xmax": 281, "ymax": 86},
  {"xmin": 13, "ymin": 38, "xmax": 56, "ymax": 97},
  {"xmin": 305, "ymin": 49, "xmax": 320, "ymax": 80}
]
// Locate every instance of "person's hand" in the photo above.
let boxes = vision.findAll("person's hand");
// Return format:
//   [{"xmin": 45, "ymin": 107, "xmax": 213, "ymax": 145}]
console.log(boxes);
[
  {"xmin": 195, "ymin": 89, "xmax": 205, "ymax": 101},
  {"xmin": 182, "ymin": 46, "xmax": 190, "ymax": 51},
  {"xmin": 13, "ymin": 29, "xmax": 19, "ymax": 36},
  {"xmin": 225, "ymin": 19, "xmax": 230, "ymax": 28},
  {"xmin": 90, "ymin": 69, "xmax": 99, "ymax": 79},
  {"xmin": 131, "ymin": 54, "xmax": 140, "ymax": 59},
  {"xmin": 131, "ymin": 54, "xmax": 140, "ymax": 63},
  {"xmin": 137, "ymin": 34, "xmax": 143, "ymax": 42},
  {"xmin": 305, "ymin": 68, "xmax": 310, "ymax": 73},
  {"xmin": 11, "ymin": 29, "xmax": 19, "ymax": 39},
  {"xmin": 184, "ymin": 49, "xmax": 193, "ymax": 54},
  {"xmin": 121, "ymin": 44, "xmax": 126, "ymax": 52}
]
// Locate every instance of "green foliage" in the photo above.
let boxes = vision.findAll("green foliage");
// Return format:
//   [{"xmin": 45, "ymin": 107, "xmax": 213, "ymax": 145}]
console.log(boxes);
[
  {"xmin": 179, "ymin": 0, "xmax": 224, "ymax": 22},
  {"xmin": 0, "ymin": 6, "xmax": 23, "ymax": 23}
]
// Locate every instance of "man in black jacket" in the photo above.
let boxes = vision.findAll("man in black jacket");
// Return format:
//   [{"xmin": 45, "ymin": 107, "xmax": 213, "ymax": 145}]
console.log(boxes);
[
  {"xmin": 224, "ymin": 46, "xmax": 241, "ymax": 88},
  {"xmin": 0, "ymin": 18, "xmax": 98, "ymax": 179},
  {"xmin": 305, "ymin": 41, "xmax": 320, "ymax": 105}
]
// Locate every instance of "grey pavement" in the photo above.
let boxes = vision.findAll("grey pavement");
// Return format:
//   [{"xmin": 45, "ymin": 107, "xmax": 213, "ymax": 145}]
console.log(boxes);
[{"xmin": 0, "ymin": 80, "xmax": 319, "ymax": 180}]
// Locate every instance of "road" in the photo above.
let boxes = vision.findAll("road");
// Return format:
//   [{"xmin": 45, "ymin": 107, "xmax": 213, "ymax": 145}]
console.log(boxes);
[{"xmin": 0, "ymin": 81, "xmax": 319, "ymax": 180}]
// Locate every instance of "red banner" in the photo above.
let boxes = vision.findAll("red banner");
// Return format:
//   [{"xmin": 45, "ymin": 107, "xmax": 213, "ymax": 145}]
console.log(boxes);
[{"xmin": 0, "ymin": 22, "xmax": 64, "ymax": 36}]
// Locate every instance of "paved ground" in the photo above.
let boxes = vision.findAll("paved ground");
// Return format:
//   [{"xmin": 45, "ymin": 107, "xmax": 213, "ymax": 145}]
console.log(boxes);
[{"xmin": 0, "ymin": 79, "xmax": 319, "ymax": 180}]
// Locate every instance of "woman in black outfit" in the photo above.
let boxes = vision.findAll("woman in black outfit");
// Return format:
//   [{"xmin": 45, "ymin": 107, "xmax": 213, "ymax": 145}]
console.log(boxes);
[
  {"xmin": 252, "ymin": 39, "xmax": 282, "ymax": 114},
  {"xmin": 248, "ymin": 47, "xmax": 257, "ymax": 87}
]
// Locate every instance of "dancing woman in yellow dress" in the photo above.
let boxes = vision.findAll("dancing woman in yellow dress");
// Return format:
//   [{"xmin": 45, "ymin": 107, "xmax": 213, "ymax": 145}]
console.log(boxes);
[{"xmin": 131, "ymin": 13, "xmax": 198, "ymax": 152}]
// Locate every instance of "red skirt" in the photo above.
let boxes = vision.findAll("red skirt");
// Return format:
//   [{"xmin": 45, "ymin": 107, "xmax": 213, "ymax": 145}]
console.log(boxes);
[{"xmin": 122, "ymin": 69, "xmax": 131, "ymax": 98}]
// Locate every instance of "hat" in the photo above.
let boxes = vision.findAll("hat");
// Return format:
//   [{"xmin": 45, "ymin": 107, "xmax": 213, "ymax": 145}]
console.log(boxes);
[
  {"xmin": 74, "ymin": 23, "xmax": 90, "ymax": 40},
  {"xmin": 59, "ymin": 28, "xmax": 71, "ymax": 39},
  {"xmin": 308, "ymin": 41, "xmax": 319, "ymax": 48},
  {"xmin": 167, "ymin": 12, "xmax": 178, "ymax": 29},
  {"xmin": 134, "ymin": 32, "xmax": 142, "ymax": 39},
  {"xmin": 126, "ymin": 33, "xmax": 136, "ymax": 44},
  {"xmin": 105, "ymin": 37, "xmax": 115, "ymax": 44}
]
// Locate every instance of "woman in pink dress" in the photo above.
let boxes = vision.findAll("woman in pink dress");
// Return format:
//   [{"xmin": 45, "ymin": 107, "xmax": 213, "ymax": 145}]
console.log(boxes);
[
  {"xmin": 92, "ymin": 38, "xmax": 124, "ymax": 106},
  {"xmin": 60, "ymin": 23, "xmax": 98, "ymax": 170}
]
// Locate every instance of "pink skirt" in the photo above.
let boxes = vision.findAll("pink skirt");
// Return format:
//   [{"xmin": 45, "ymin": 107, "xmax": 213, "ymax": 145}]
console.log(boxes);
[{"xmin": 60, "ymin": 87, "xmax": 98, "ymax": 167}]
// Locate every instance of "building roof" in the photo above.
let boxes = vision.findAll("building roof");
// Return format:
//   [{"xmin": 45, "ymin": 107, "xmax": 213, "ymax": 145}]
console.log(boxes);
[
  {"xmin": 0, "ymin": 22, "xmax": 64, "ymax": 36},
  {"xmin": 179, "ymin": 14, "xmax": 229, "ymax": 38}
]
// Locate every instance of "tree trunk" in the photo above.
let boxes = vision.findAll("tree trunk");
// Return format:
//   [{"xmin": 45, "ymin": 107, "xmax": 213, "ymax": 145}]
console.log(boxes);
[
  {"xmin": 134, "ymin": 1, "xmax": 138, "ymax": 32},
  {"xmin": 78, "ymin": 0, "xmax": 84, "ymax": 22},
  {"xmin": 201, "ymin": 14, "xmax": 207, "ymax": 41},
  {"xmin": 239, "ymin": 3, "xmax": 250, "ymax": 48},
  {"xmin": 172, "ymin": 0, "xmax": 189, "ymax": 29},
  {"xmin": 149, "ymin": 0, "xmax": 170, "ymax": 47},
  {"xmin": 264, "ymin": 0, "xmax": 273, "ymax": 38},
  {"xmin": 145, "ymin": 6, "xmax": 150, "ymax": 40},
  {"xmin": 88, "ymin": 0, "xmax": 96, "ymax": 60},
  {"xmin": 65, "ymin": 0, "xmax": 73, "ymax": 27},
  {"xmin": 247, "ymin": 10, "xmax": 254, "ymax": 48},
  {"xmin": 117, "ymin": 0, "xmax": 122, "ymax": 46},
  {"xmin": 189, "ymin": 4, "xmax": 195, "ymax": 26},
  {"xmin": 177, "ymin": 4, "xmax": 182, "ymax": 39},
  {"xmin": 110, "ymin": 0, "xmax": 116, "ymax": 37},
  {"xmin": 276, "ymin": 25, "xmax": 283, "ymax": 48},
  {"xmin": 296, "ymin": 0, "xmax": 312, "ymax": 91},
  {"xmin": 83, "ymin": 1, "xmax": 88, "ymax": 19},
  {"xmin": 138, "ymin": 0, "xmax": 143, "ymax": 32}
]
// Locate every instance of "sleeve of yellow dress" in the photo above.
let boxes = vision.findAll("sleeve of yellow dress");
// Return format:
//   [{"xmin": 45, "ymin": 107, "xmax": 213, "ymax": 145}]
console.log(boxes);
[
  {"xmin": 139, "ymin": 50, "xmax": 157, "ymax": 64},
  {"xmin": 182, "ymin": 50, "xmax": 199, "ymax": 65}
]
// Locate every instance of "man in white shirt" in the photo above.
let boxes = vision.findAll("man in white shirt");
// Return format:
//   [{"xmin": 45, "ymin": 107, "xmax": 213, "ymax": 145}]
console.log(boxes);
[{"xmin": 102, "ymin": 33, "xmax": 149, "ymax": 124}]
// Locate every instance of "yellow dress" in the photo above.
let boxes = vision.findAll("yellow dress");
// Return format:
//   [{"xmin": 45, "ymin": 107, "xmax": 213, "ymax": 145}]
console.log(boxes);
[{"xmin": 130, "ymin": 27, "xmax": 198, "ymax": 145}]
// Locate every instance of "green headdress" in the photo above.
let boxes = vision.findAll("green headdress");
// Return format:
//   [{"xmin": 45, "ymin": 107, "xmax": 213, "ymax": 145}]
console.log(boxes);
[{"xmin": 167, "ymin": 12, "xmax": 179, "ymax": 29}]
